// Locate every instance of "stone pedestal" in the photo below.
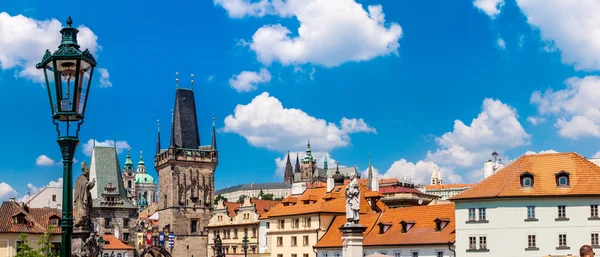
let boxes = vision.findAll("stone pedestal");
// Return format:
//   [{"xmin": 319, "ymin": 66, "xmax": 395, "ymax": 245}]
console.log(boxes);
[{"xmin": 340, "ymin": 223, "xmax": 367, "ymax": 257}]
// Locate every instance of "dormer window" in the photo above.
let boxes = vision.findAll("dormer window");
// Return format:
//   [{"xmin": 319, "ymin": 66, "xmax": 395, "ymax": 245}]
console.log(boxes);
[
  {"xmin": 49, "ymin": 215, "xmax": 60, "ymax": 227},
  {"xmin": 13, "ymin": 213, "xmax": 26, "ymax": 225},
  {"xmin": 555, "ymin": 171, "xmax": 570, "ymax": 187},
  {"xmin": 520, "ymin": 172, "xmax": 534, "ymax": 187},
  {"xmin": 400, "ymin": 220, "xmax": 415, "ymax": 233},
  {"xmin": 378, "ymin": 222, "xmax": 392, "ymax": 234},
  {"xmin": 434, "ymin": 218, "xmax": 450, "ymax": 231}
]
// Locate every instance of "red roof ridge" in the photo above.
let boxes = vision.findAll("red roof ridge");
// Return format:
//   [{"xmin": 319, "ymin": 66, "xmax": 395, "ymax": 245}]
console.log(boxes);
[{"xmin": 495, "ymin": 155, "xmax": 526, "ymax": 197}]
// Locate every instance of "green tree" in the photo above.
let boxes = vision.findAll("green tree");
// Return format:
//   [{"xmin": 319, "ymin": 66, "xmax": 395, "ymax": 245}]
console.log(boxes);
[
  {"xmin": 214, "ymin": 194, "xmax": 228, "ymax": 205},
  {"xmin": 38, "ymin": 226, "xmax": 58, "ymax": 257},
  {"xmin": 238, "ymin": 194, "xmax": 248, "ymax": 203},
  {"xmin": 261, "ymin": 193, "xmax": 274, "ymax": 201},
  {"xmin": 274, "ymin": 197, "xmax": 284, "ymax": 201},
  {"xmin": 15, "ymin": 234, "xmax": 42, "ymax": 257},
  {"xmin": 258, "ymin": 189, "xmax": 264, "ymax": 197}
]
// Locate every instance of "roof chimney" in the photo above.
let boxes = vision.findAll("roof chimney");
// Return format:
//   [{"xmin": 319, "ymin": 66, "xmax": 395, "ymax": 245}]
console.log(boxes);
[
  {"xmin": 9, "ymin": 197, "xmax": 15, "ymax": 202},
  {"xmin": 326, "ymin": 177, "xmax": 334, "ymax": 192}
]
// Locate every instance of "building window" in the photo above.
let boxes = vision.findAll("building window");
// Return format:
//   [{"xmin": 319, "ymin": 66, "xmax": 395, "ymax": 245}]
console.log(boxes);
[
  {"xmin": 117, "ymin": 254, "xmax": 122, "ymax": 257},
  {"xmin": 243, "ymin": 228, "xmax": 247, "ymax": 238},
  {"xmin": 520, "ymin": 172, "xmax": 534, "ymax": 187},
  {"xmin": 123, "ymin": 219, "xmax": 130, "ymax": 227},
  {"xmin": 52, "ymin": 195, "xmax": 57, "ymax": 202},
  {"xmin": 469, "ymin": 237, "xmax": 476, "ymax": 250},
  {"xmin": 191, "ymin": 220, "xmax": 198, "ymax": 233},
  {"xmin": 104, "ymin": 218, "xmax": 111, "ymax": 227},
  {"xmin": 527, "ymin": 206, "xmax": 535, "ymax": 219},
  {"xmin": 555, "ymin": 171, "xmax": 570, "ymax": 187},
  {"xmin": 277, "ymin": 237, "xmax": 283, "ymax": 246},
  {"xmin": 104, "ymin": 254, "xmax": 109, "ymax": 257},
  {"xmin": 304, "ymin": 254, "xmax": 309, "ymax": 257},
  {"xmin": 436, "ymin": 252, "xmax": 443, "ymax": 257},
  {"xmin": 478, "ymin": 208, "xmax": 486, "ymax": 221},
  {"xmin": 291, "ymin": 236, "xmax": 297, "ymax": 246},
  {"xmin": 558, "ymin": 205, "xmax": 567, "ymax": 219},
  {"xmin": 393, "ymin": 251, "xmax": 401, "ymax": 257},
  {"xmin": 592, "ymin": 205, "xmax": 599, "ymax": 218},
  {"xmin": 592, "ymin": 233, "xmax": 599, "ymax": 246},
  {"xmin": 292, "ymin": 218, "xmax": 300, "ymax": 228},
  {"xmin": 303, "ymin": 235, "xmax": 309, "ymax": 245},
  {"xmin": 252, "ymin": 228, "xmax": 257, "ymax": 238},
  {"xmin": 266, "ymin": 222, "xmax": 270, "ymax": 229},
  {"xmin": 468, "ymin": 209, "xmax": 476, "ymax": 221},
  {"xmin": 411, "ymin": 252, "xmax": 418, "ymax": 257},
  {"xmin": 528, "ymin": 235, "xmax": 536, "ymax": 248},
  {"xmin": 278, "ymin": 220, "xmax": 285, "ymax": 229},
  {"xmin": 123, "ymin": 233, "xmax": 130, "ymax": 242},
  {"xmin": 234, "ymin": 229, "xmax": 238, "ymax": 239},
  {"xmin": 277, "ymin": 254, "xmax": 283, "ymax": 257},
  {"xmin": 380, "ymin": 251, "xmax": 387, "ymax": 255},
  {"xmin": 50, "ymin": 218, "xmax": 59, "ymax": 226},
  {"xmin": 334, "ymin": 253, "xmax": 340, "ymax": 257},
  {"xmin": 559, "ymin": 234, "xmax": 568, "ymax": 247},
  {"xmin": 323, "ymin": 252, "xmax": 329, "ymax": 257},
  {"xmin": 479, "ymin": 236, "xmax": 487, "ymax": 249},
  {"xmin": 292, "ymin": 254, "xmax": 297, "ymax": 257}
]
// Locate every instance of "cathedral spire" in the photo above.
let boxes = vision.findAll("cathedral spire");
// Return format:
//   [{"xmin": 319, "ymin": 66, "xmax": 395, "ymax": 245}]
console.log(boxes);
[
  {"xmin": 306, "ymin": 139, "xmax": 312, "ymax": 157},
  {"xmin": 295, "ymin": 153, "xmax": 301, "ymax": 173},
  {"xmin": 212, "ymin": 115, "xmax": 217, "ymax": 151},
  {"xmin": 284, "ymin": 151, "xmax": 293, "ymax": 184},
  {"xmin": 156, "ymin": 119, "xmax": 161, "ymax": 154},
  {"xmin": 367, "ymin": 152, "xmax": 373, "ymax": 189},
  {"xmin": 323, "ymin": 152, "xmax": 328, "ymax": 172}
]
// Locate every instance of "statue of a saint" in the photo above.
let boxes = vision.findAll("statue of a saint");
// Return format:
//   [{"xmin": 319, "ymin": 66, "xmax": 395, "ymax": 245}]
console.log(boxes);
[
  {"xmin": 80, "ymin": 232, "xmax": 99, "ymax": 257},
  {"xmin": 345, "ymin": 172, "xmax": 360, "ymax": 224},
  {"xmin": 214, "ymin": 234, "xmax": 224, "ymax": 257},
  {"xmin": 74, "ymin": 161, "xmax": 95, "ymax": 228}
]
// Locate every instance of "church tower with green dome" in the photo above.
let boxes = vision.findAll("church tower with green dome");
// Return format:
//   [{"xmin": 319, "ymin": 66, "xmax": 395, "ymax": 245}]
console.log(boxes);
[
  {"xmin": 134, "ymin": 150, "xmax": 157, "ymax": 208},
  {"xmin": 122, "ymin": 149, "xmax": 136, "ymax": 202}
]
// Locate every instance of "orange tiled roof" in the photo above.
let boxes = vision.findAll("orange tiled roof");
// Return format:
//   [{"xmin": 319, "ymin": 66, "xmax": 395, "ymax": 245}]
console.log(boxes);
[
  {"xmin": 261, "ymin": 184, "xmax": 388, "ymax": 219},
  {"xmin": 425, "ymin": 184, "xmax": 475, "ymax": 191},
  {"xmin": 251, "ymin": 199, "xmax": 279, "ymax": 215},
  {"xmin": 0, "ymin": 201, "xmax": 61, "ymax": 234},
  {"xmin": 102, "ymin": 234, "xmax": 134, "ymax": 250},
  {"xmin": 223, "ymin": 201, "xmax": 241, "ymax": 217},
  {"xmin": 314, "ymin": 203, "xmax": 455, "ymax": 248},
  {"xmin": 451, "ymin": 152, "xmax": 600, "ymax": 200}
]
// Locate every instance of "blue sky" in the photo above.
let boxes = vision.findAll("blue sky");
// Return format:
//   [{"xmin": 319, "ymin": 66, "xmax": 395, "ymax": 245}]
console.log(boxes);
[{"xmin": 2, "ymin": 0, "xmax": 600, "ymax": 201}]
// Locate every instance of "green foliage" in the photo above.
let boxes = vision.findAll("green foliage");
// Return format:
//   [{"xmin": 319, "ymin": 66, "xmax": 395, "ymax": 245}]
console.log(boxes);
[
  {"xmin": 258, "ymin": 190, "xmax": 274, "ymax": 200},
  {"xmin": 214, "ymin": 194, "xmax": 228, "ymax": 205},
  {"xmin": 274, "ymin": 197, "xmax": 285, "ymax": 201},
  {"xmin": 15, "ymin": 234, "xmax": 42, "ymax": 257},
  {"xmin": 237, "ymin": 194, "xmax": 248, "ymax": 203},
  {"xmin": 38, "ymin": 226, "xmax": 58, "ymax": 257}
]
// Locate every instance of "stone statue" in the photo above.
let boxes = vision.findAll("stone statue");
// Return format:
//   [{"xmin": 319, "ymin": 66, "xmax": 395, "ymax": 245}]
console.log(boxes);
[
  {"xmin": 214, "ymin": 234, "xmax": 224, "ymax": 257},
  {"xmin": 78, "ymin": 232, "xmax": 99, "ymax": 257},
  {"xmin": 74, "ymin": 161, "xmax": 95, "ymax": 229},
  {"xmin": 345, "ymin": 172, "xmax": 360, "ymax": 224}
]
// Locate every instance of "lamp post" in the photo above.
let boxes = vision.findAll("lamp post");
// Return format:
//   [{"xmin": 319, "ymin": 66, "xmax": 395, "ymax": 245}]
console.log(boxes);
[
  {"xmin": 36, "ymin": 16, "xmax": 97, "ymax": 257},
  {"xmin": 97, "ymin": 236, "xmax": 105, "ymax": 257},
  {"xmin": 242, "ymin": 236, "xmax": 249, "ymax": 257}
]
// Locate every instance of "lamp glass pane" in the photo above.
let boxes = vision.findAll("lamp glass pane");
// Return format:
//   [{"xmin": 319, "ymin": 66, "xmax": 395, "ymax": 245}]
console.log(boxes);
[
  {"xmin": 44, "ymin": 62, "xmax": 58, "ymax": 115},
  {"xmin": 56, "ymin": 59, "xmax": 78, "ymax": 113},
  {"xmin": 75, "ymin": 60, "xmax": 92, "ymax": 114}
]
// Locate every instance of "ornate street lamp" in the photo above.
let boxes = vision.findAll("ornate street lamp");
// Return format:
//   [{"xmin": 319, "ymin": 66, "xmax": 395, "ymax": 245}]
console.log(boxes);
[
  {"xmin": 36, "ymin": 16, "xmax": 96, "ymax": 257},
  {"xmin": 97, "ymin": 236, "xmax": 105, "ymax": 257},
  {"xmin": 242, "ymin": 236, "xmax": 249, "ymax": 257}
]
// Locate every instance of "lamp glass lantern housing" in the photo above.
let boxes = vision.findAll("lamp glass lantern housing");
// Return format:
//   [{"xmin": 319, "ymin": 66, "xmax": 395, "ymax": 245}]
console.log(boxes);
[
  {"xmin": 97, "ymin": 236, "xmax": 105, "ymax": 251},
  {"xmin": 36, "ymin": 16, "xmax": 96, "ymax": 125}
]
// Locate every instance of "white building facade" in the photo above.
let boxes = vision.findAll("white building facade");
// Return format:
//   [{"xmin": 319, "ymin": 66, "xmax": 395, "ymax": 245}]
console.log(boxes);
[
  {"xmin": 27, "ymin": 186, "xmax": 62, "ymax": 209},
  {"xmin": 215, "ymin": 182, "xmax": 292, "ymax": 201},
  {"xmin": 451, "ymin": 152, "xmax": 600, "ymax": 257}
]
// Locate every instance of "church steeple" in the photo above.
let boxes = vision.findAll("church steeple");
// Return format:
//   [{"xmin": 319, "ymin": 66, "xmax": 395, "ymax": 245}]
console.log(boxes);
[
  {"xmin": 294, "ymin": 153, "xmax": 301, "ymax": 173},
  {"xmin": 169, "ymin": 72, "xmax": 201, "ymax": 149},
  {"xmin": 284, "ymin": 151, "xmax": 294, "ymax": 184},
  {"xmin": 367, "ymin": 152, "xmax": 373, "ymax": 189},
  {"xmin": 123, "ymin": 149, "xmax": 133, "ymax": 171},
  {"xmin": 212, "ymin": 116, "xmax": 217, "ymax": 151},
  {"xmin": 137, "ymin": 150, "xmax": 146, "ymax": 174},
  {"xmin": 323, "ymin": 152, "xmax": 328, "ymax": 172}
]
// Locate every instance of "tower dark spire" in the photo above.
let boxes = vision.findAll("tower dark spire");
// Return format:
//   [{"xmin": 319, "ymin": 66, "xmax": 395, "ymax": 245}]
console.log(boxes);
[
  {"xmin": 367, "ymin": 152, "xmax": 373, "ymax": 189},
  {"xmin": 284, "ymin": 151, "xmax": 293, "ymax": 184},
  {"xmin": 170, "ymin": 87, "xmax": 201, "ymax": 149},
  {"xmin": 211, "ymin": 115, "xmax": 217, "ymax": 151},
  {"xmin": 156, "ymin": 120, "xmax": 161, "ymax": 154},
  {"xmin": 294, "ymin": 153, "xmax": 301, "ymax": 173}
]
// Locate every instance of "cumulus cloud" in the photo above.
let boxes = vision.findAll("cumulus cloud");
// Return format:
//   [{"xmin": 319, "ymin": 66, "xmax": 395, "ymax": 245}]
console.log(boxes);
[
  {"xmin": 0, "ymin": 182, "xmax": 18, "ymax": 201},
  {"xmin": 215, "ymin": 0, "xmax": 403, "ymax": 68},
  {"xmin": 0, "ymin": 12, "xmax": 110, "ymax": 85},
  {"xmin": 97, "ymin": 68, "xmax": 112, "ymax": 88},
  {"xmin": 384, "ymin": 159, "xmax": 463, "ymax": 185},
  {"xmin": 274, "ymin": 151, "xmax": 342, "ymax": 177},
  {"xmin": 223, "ymin": 92, "xmax": 376, "ymax": 152},
  {"xmin": 527, "ymin": 116, "xmax": 545, "ymax": 125},
  {"xmin": 473, "ymin": 0, "xmax": 504, "ymax": 18},
  {"xmin": 426, "ymin": 98, "xmax": 530, "ymax": 167},
  {"xmin": 81, "ymin": 139, "xmax": 131, "ymax": 156},
  {"xmin": 524, "ymin": 149, "xmax": 558, "ymax": 155},
  {"xmin": 531, "ymin": 76, "xmax": 600, "ymax": 139},
  {"xmin": 35, "ymin": 155, "xmax": 55, "ymax": 166},
  {"xmin": 229, "ymin": 68, "xmax": 272, "ymax": 92},
  {"xmin": 497, "ymin": 38, "xmax": 506, "ymax": 49}
]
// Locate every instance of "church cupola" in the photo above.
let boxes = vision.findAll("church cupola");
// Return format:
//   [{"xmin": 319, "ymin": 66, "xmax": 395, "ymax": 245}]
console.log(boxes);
[
  {"xmin": 137, "ymin": 150, "xmax": 146, "ymax": 174},
  {"xmin": 123, "ymin": 149, "xmax": 134, "ymax": 172}
]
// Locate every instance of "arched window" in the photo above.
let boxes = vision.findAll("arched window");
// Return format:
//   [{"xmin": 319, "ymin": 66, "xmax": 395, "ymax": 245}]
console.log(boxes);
[
  {"xmin": 555, "ymin": 171, "xmax": 570, "ymax": 187},
  {"xmin": 104, "ymin": 254, "xmax": 108, "ymax": 257},
  {"xmin": 520, "ymin": 172, "xmax": 534, "ymax": 187},
  {"xmin": 117, "ymin": 254, "xmax": 122, "ymax": 257},
  {"xmin": 127, "ymin": 180, "xmax": 132, "ymax": 189}
]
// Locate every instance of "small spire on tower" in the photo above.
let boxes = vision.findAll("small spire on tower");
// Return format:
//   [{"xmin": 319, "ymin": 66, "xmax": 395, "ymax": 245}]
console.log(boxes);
[
  {"xmin": 323, "ymin": 152, "xmax": 328, "ymax": 171},
  {"xmin": 211, "ymin": 115, "xmax": 217, "ymax": 151},
  {"xmin": 191, "ymin": 74, "xmax": 195, "ymax": 90},
  {"xmin": 175, "ymin": 72, "xmax": 179, "ymax": 88},
  {"xmin": 368, "ymin": 152, "xmax": 373, "ymax": 189},
  {"xmin": 156, "ymin": 119, "xmax": 161, "ymax": 155}
]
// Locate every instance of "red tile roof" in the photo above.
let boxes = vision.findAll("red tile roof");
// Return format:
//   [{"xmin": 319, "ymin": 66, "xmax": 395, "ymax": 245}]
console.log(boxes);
[
  {"xmin": 314, "ymin": 203, "xmax": 455, "ymax": 248},
  {"xmin": 251, "ymin": 199, "xmax": 279, "ymax": 215},
  {"xmin": 425, "ymin": 184, "xmax": 475, "ymax": 191},
  {"xmin": 379, "ymin": 185, "xmax": 422, "ymax": 194},
  {"xmin": 102, "ymin": 234, "xmax": 134, "ymax": 250},
  {"xmin": 0, "ymin": 201, "xmax": 61, "ymax": 234},
  {"xmin": 223, "ymin": 202, "xmax": 241, "ymax": 217},
  {"xmin": 451, "ymin": 152, "xmax": 600, "ymax": 200}
]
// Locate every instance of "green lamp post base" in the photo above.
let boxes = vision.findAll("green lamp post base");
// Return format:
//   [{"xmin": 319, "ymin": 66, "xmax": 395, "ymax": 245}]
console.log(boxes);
[{"xmin": 58, "ymin": 136, "xmax": 79, "ymax": 257}]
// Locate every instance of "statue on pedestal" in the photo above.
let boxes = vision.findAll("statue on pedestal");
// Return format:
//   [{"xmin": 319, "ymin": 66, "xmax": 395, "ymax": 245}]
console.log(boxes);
[
  {"xmin": 345, "ymin": 172, "xmax": 360, "ymax": 224},
  {"xmin": 74, "ymin": 161, "xmax": 95, "ymax": 229},
  {"xmin": 214, "ymin": 234, "xmax": 224, "ymax": 257}
]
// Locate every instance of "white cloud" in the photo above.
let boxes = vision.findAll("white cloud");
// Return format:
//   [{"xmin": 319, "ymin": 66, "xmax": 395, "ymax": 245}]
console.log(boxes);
[
  {"xmin": 215, "ymin": 0, "xmax": 403, "ymax": 68},
  {"xmin": 0, "ymin": 12, "xmax": 106, "ymax": 83},
  {"xmin": 531, "ymin": 76, "xmax": 600, "ymax": 139},
  {"xmin": 223, "ymin": 92, "xmax": 376, "ymax": 152},
  {"xmin": 593, "ymin": 152, "xmax": 600, "ymax": 158},
  {"xmin": 497, "ymin": 38, "xmax": 506, "ymax": 49},
  {"xmin": 17, "ymin": 178, "xmax": 63, "ymax": 203},
  {"xmin": 518, "ymin": 34, "xmax": 525, "ymax": 48},
  {"xmin": 527, "ymin": 116, "xmax": 545, "ymax": 125},
  {"xmin": 275, "ymin": 151, "xmax": 342, "ymax": 177},
  {"xmin": 0, "ymin": 182, "xmax": 18, "ymax": 201},
  {"xmin": 97, "ymin": 68, "xmax": 112, "ymax": 88},
  {"xmin": 514, "ymin": 0, "xmax": 600, "ymax": 71},
  {"xmin": 426, "ymin": 98, "xmax": 530, "ymax": 167},
  {"xmin": 524, "ymin": 149, "xmax": 558, "ymax": 155},
  {"xmin": 81, "ymin": 139, "xmax": 131, "ymax": 156},
  {"xmin": 383, "ymin": 159, "xmax": 463, "ymax": 185},
  {"xmin": 229, "ymin": 68, "xmax": 271, "ymax": 92},
  {"xmin": 473, "ymin": 0, "xmax": 504, "ymax": 18},
  {"xmin": 207, "ymin": 75, "xmax": 214, "ymax": 82},
  {"xmin": 35, "ymin": 155, "xmax": 55, "ymax": 166}
]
